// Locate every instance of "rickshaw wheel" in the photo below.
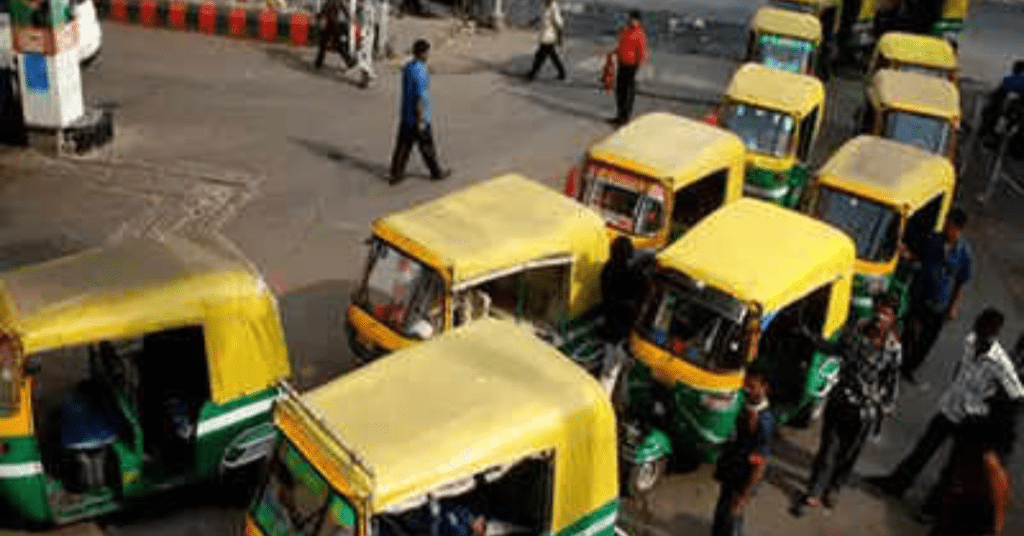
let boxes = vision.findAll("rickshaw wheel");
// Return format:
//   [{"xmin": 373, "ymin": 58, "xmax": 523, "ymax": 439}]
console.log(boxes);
[{"xmin": 627, "ymin": 458, "xmax": 667, "ymax": 496}]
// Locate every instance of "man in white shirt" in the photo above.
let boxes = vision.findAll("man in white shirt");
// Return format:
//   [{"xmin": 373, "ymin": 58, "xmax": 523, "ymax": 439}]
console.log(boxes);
[
  {"xmin": 868, "ymin": 308, "xmax": 1024, "ymax": 500},
  {"xmin": 525, "ymin": 0, "xmax": 566, "ymax": 81}
]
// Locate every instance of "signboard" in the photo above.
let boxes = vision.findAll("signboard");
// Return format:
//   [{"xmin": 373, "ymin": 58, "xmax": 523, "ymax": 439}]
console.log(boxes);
[{"xmin": 9, "ymin": 0, "xmax": 74, "ymax": 54}]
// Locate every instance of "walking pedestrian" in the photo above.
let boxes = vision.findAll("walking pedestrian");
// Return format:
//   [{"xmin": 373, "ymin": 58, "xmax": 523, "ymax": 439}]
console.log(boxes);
[
  {"xmin": 712, "ymin": 369, "xmax": 774, "ymax": 536},
  {"xmin": 611, "ymin": 10, "xmax": 648, "ymax": 126},
  {"xmin": 525, "ymin": 0, "xmax": 567, "ymax": 81},
  {"xmin": 389, "ymin": 39, "xmax": 450, "ymax": 185},
  {"xmin": 867, "ymin": 308, "xmax": 1024, "ymax": 499},
  {"xmin": 929, "ymin": 405, "xmax": 1015, "ymax": 536},
  {"xmin": 790, "ymin": 296, "xmax": 901, "ymax": 516},
  {"xmin": 315, "ymin": 0, "xmax": 356, "ymax": 71},
  {"xmin": 899, "ymin": 208, "xmax": 972, "ymax": 384}
]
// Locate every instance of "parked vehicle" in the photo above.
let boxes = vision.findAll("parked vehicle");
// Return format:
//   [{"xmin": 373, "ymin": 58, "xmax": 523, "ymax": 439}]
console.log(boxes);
[
  {"xmin": 247, "ymin": 318, "xmax": 619, "ymax": 536},
  {"xmin": 0, "ymin": 234, "xmax": 291, "ymax": 525},
  {"xmin": 801, "ymin": 135, "xmax": 956, "ymax": 321},
  {"xmin": 868, "ymin": 31, "xmax": 958, "ymax": 82},
  {"xmin": 714, "ymin": 63, "xmax": 826, "ymax": 207},
  {"xmin": 620, "ymin": 198, "xmax": 854, "ymax": 492},
  {"xmin": 859, "ymin": 68, "xmax": 961, "ymax": 161},
  {"xmin": 565, "ymin": 112, "xmax": 746, "ymax": 251},
  {"xmin": 746, "ymin": 7, "xmax": 823, "ymax": 77}
]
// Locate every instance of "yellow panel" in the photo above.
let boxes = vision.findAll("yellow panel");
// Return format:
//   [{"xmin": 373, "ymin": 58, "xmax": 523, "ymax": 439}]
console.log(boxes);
[
  {"xmin": 817, "ymin": 136, "xmax": 956, "ymax": 210},
  {"xmin": 204, "ymin": 294, "xmax": 291, "ymax": 404},
  {"xmin": 726, "ymin": 63, "xmax": 825, "ymax": 117},
  {"xmin": 347, "ymin": 304, "xmax": 415, "ymax": 353},
  {"xmin": 753, "ymin": 7, "xmax": 822, "ymax": 43},
  {"xmin": 656, "ymin": 199, "xmax": 856, "ymax": 311},
  {"xmin": 294, "ymin": 319, "xmax": 618, "ymax": 522},
  {"xmin": 631, "ymin": 334, "xmax": 744, "ymax": 392},
  {"xmin": 0, "ymin": 383, "xmax": 33, "ymax": 437},
  {"xmin": 869, "ymin": 69, "xmax": 961, "ymax": 120},
  {"xmin": 876, "ymin": 32, "xmax": 958, "ymax": 71},
  {"xmin": 943, "ymin": 0, "xmax": 968, "ymax": 19}
]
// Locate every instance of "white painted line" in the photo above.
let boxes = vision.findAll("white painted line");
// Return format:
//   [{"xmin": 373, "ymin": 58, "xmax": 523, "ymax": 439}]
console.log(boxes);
[{"xmin": 0, "ymin": 461, "xmax": 44, "ymax": 479}]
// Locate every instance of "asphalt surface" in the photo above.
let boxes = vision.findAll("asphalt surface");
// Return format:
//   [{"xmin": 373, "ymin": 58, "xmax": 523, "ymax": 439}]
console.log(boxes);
[{"xmin": 1, "ymin": 1, "xmax": 1024, "ymax": 535}]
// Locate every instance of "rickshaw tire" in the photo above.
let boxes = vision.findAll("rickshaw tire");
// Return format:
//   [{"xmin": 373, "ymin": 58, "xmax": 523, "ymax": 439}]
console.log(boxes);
[
  {"xmin": 625, "ymin": 458, "xmax": 666, "ymax": 497},
  {"xmin": 218, "ymin": 461, "xmax": 265, "ymax": 507}
]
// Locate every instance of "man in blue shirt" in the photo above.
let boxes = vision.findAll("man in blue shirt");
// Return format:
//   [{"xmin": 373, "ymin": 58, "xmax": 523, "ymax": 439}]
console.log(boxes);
[
  {"xmin": 389, "ymin": 39, "xmax": 449, "ymax": 185},
  {"xmin": 980, "ymin": 60, "xmax": 1024, "ymax": 146},
  {"xmin": 900, "ymin": 208, "xmax": 973, "ymax": 383}
]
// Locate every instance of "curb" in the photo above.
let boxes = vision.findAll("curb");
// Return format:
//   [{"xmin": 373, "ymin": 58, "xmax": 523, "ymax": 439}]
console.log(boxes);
[{"xmin": 95, "ymin": 0, "xmax": 319, "ymax": 46}]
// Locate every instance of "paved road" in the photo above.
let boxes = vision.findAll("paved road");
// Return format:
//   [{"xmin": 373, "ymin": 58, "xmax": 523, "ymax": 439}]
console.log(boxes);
[{"xmin": 2, "ymin": 2, "xmax": 1024, "ymax": 534}]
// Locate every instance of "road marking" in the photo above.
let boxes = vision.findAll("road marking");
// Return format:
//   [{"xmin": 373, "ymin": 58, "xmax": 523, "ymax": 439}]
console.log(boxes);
[{"xmin": 0, "ymin": 461, "xmax": 44, "ymax": 479}]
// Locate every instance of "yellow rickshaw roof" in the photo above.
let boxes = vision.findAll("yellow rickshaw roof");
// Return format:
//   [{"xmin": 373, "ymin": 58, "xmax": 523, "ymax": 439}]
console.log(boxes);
[
  {"xmin": 587, "ymin": 112, "xmax": 746, "ymax": 187},
  {"xmin": 0, "ymin": 234, "xmax": 289, "ymax": 404},
  {"xmin": 753, "ymin": 7, "xmax": 822, "ymax": 43},
  {"xmin": 877, "ymin": 32, "xmax": 958, "ymax": 71},
  {"xmin": 725, "ymin": 63, "xmax": 825, "ymax": 117},
  {"xmin": 657, "ymin": 199, "xmax": 855, "ymax": 311},
  {"xmin": 374, "ymin": 174, "xmax": 608, "ymax": 283},
  {"xmin": 816, "ymin": 135, "xmax": 956, "ymax": 209},
  {"xmin": 299, "ymin": 318, "xmax": 615, "ymax": 512},
  {"xmin": 870, "ymin": 69, "xmax": 961, "ymax": 119}
]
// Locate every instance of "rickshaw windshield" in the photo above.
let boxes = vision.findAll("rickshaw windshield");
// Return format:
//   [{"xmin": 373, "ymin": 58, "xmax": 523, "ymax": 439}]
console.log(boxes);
[
  {"xmin": 251, "ymin": 440, "xmax": 358, "ymax": 536},
  {"xmin": 771, "ymin": 0, "xmax": 815, "ymax": 14},
  {"xmin": 359, "ymin": 240, "xmax": 444, "ymax": 339},
  {"xmin": 898, "ymin": 64, "xmax": 949, "ymax": 79},
  {"xmin": 581, "ymin": 161, "xmax": 665, "ymax": 236},
  {"xmin": 722, "ymin": 104, "xmax": 795, "ymax": 158},
  {"xmin": 757, "ymin": 34, "xmax": 814, "ymax": 73},
  {"xmin": 637, "ymin": 273, "xmax": 749, "ymax": 372},
  {"xmin": 813, "ymin": 186, "xmax": 901, "ymax": 262},
  {"xmin": 882, "ymin": 111, "xmax": 950, "ymax": 155}
]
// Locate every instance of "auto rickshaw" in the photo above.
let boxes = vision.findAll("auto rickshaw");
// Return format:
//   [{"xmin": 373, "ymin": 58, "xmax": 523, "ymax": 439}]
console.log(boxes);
[
  {"xmin": 0, "ymin": 235, "xmax": 290, "ymax": 525},
  {"xmin": 801, "ymin": 135, "xmax": 956, "ymax": 321},
  {"xmin": 620, "ymin": 198, "xmax": 854, "ymax": 491},
  {"xmin": 715, "ymin": 63, "xmax": 826, "ymax": 207},
  {"xmin": 246, "ymin": 318, "xmax": 619, "ymax": 536},
  {"xmin": 868, "ymin": 32, "xmax": 958, "ymax": 82},
  {"xmin": 859, "ymin": 68, "xmax": 961, "ymax": 161},
  {"xmin": 745, "ymin": 7, "xmax": 823, "ymax": 77},
  {"xmin": 933, "ymin": 0, "xmax": 969, "ymax": 40},
  {"xmin": 347, "ymin": 174, "xmax": 610, "ymax": 369},
  {"xmin": 564, "ymin": 112, "xmax": 746, "ymax": 250},
  {"xmin": 770, "ymin": 0, "xmax": 842, "ymax": 48}
]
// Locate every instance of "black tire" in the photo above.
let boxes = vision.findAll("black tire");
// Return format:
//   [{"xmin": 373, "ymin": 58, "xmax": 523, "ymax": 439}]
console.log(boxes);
[{"xmin": 625, "ymin": 458, "xmax": 666, "ymax": 497}]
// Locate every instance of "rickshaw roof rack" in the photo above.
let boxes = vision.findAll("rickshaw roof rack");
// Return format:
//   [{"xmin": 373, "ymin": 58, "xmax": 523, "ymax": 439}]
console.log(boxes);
[
  {"xmin": 870, "ymin": 69, "xmax": 961, "ymax": 119},
  {"xmin": 753, "ymin": 6, "xmax": 822, "ymax": 44},
  {"xmin": 726, "ymin": 63, "xmax": 825, "ymax": 117},
  {"xmin": 657, "ymin": 198, "xmax": 855, "ymax": 312},
  {"xmin": 817, "ymin": 135, "xmax": 956, "ymax": 209},
  {"xmin": 298, "ymin": 318, "xmax": 613, "ymax": 511},
  {"xmin": 877, "ymin": 32, "xmax": 959, "ymax": 71},
  {"xmin": 373, "ymin": 174, "xmax": 608, "ymax": 284},
  {"xmin": 0, "ymin": 234, "xmax": 271, "ymax": 354},
  {"xmin": 587, "ymin": 112, "xmax": 746, "ymax": 186}
]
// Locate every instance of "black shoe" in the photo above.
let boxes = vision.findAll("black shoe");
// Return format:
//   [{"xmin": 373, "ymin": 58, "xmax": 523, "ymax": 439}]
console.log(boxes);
[
  {"xmin": 901, "ymin": 369, "xmax": 917, "ymax": 385},
  {"xmin": 821, "ymin": 492, "xmax": 836, "ymax": 509},
  {"xmin": 388, "ymin": 174, "xmax": 405, "ymax": 185},
  {"xmin": 865, "ymin": 476, "xmax": 904, "ymax": 498},
  {"xmin": 431, "ymin": 169, "xmax": 451, "ymax": 181}
]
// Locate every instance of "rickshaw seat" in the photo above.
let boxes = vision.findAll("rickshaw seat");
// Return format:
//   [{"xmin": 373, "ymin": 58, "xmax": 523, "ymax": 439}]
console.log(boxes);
[{"xmin": 60, "ymin": 387, "xmax": 122, "ymax": 450}]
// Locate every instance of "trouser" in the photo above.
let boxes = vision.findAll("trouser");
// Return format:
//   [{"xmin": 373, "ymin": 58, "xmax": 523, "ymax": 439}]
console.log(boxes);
[
  {"xmin": 527, "ymin": 44, "xmax": 566, "ymax": 80},
  {"xmin": 712, "ymin": 481, "xmax": 746, "ymax": 536},
  {"xmin": 390, "ymin": 123, "xmax": 443, "ymax": 180},
  {"xmin": 888, "ymin": 412, "xmax": 958, "ymax": 493},
  {"xmin": 401, "ymin": 0, "xmax": 423, "ymax": 15},
  {"xmin": 900, "ymin": 301, "xmax": 946, "ymax": 376},
  {"xmin": 315, "ymin": 27, "xmax": 353, "ymax": 69},
  {"xmin": 807, "ymin": 398, "xmax": 873, "ymax": 499},
  {"xmin": 615, "ymin": 64, "xmax": 638, "ymax": 122}
]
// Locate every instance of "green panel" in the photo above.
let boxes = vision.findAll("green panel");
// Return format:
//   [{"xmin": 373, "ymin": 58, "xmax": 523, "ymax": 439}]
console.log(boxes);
[
  {"xmin": 0, "ymin": 436, "xmax": 51, "ymax": 524},
  {"xmin": 551, "ymin": 499, "xmax": 618, "ymax": 536},
  {"xmin": 744, "ymin": 166, "xmax": 794, "ymax": 206},
  {"xmin": 111, "ymin": 440, "xmax": 146, "ymax": 497},
  {"xmin": 195, "ymin": 386, "xmax": 279, "ymax": 477}
]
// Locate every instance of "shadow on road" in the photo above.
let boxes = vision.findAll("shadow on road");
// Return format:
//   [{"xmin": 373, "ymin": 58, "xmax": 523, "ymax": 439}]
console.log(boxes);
[
  {"xmin": 280, "ymin": 278, "xmax": 362, "ymax": 391},
  {"xmin": 263, "ymin": 46, "xmax": 366, "ymax": 88},
  {"xmin": 289, "ymin": 136, "xmax": 400, "ymax": 181},
  {"xmin": 0, "ymin": 236, "xmax": 86, "ymax": 272}
]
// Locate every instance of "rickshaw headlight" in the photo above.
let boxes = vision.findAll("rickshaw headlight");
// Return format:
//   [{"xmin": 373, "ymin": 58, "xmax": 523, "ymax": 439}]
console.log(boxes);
[{"xmin": 700, "ymin": 391, "xmax": 737, "ymax": 412}]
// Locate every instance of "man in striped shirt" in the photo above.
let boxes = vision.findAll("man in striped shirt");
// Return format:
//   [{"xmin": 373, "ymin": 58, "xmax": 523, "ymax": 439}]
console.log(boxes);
[{"xmin": 868, "ymin": 308, "xmax": 1024, "ymax": 501}]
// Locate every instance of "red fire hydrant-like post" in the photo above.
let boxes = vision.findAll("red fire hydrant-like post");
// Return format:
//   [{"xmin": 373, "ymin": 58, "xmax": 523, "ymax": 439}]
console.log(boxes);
[{"xmin": 8, "ymin": 0, "xmax": 112, "ymax": 153}]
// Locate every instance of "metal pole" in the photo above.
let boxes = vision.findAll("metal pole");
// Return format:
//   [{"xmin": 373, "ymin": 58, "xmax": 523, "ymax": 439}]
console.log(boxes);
[{"xmin": 492, "ymin": 0, "xmax": 504, "ymax": 30}]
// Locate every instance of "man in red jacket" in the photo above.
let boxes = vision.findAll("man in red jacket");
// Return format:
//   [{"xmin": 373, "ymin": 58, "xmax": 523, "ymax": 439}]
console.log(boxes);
[{"xmin": 612, "ymin": 10, "xmax": 648, "ymax": 126}]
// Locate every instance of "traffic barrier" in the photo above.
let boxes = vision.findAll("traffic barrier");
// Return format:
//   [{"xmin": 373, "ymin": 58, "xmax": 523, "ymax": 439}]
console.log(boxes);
[{"xmin": 94, "ymin": 0, "xmax": 322, "ymax": 45}]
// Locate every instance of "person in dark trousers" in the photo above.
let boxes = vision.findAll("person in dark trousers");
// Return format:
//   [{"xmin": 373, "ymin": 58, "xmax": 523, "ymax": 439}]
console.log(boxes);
[
  {"xmin": 389, "ymin": 39, "xmax": 450, "ymax": 185},
  {"xmin": 980, "ymin": 60, "xmax": 1024, "ymax": 145},
  {"xmin": 899, "ymin": 208, "xmax": 972, "ymax": 384},
  {"xmin": 712, "ymin": 369, "xmax": 774, "ymax": 536},
  {"xmin": 790, "ymin": 296, "xmax": 902, "ymax": 516},
  {"xmin": 867, "ymin": 309, "xmax": 1024, "ymax": 501},
  {"xmin": 314, "ymin": 0, "xmax": 356, "ymax": 70},
  {"xmin": 929, "ymin": 406, "xmax": 1015, "ymax": 536},
  {"xmin": 611, "ymin": 10, "xmax": 648, "ymax": 126},
  {"xmin": 526, "ymin": 0, "xmax": 566, "ymax": 81},
  {"xmin": 599, "ymin": 236, "xmax": 645, "ymax": 342},
  {"xmin": 401, "ymin": 0, "xmax": 424, "ymax": 16}
]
